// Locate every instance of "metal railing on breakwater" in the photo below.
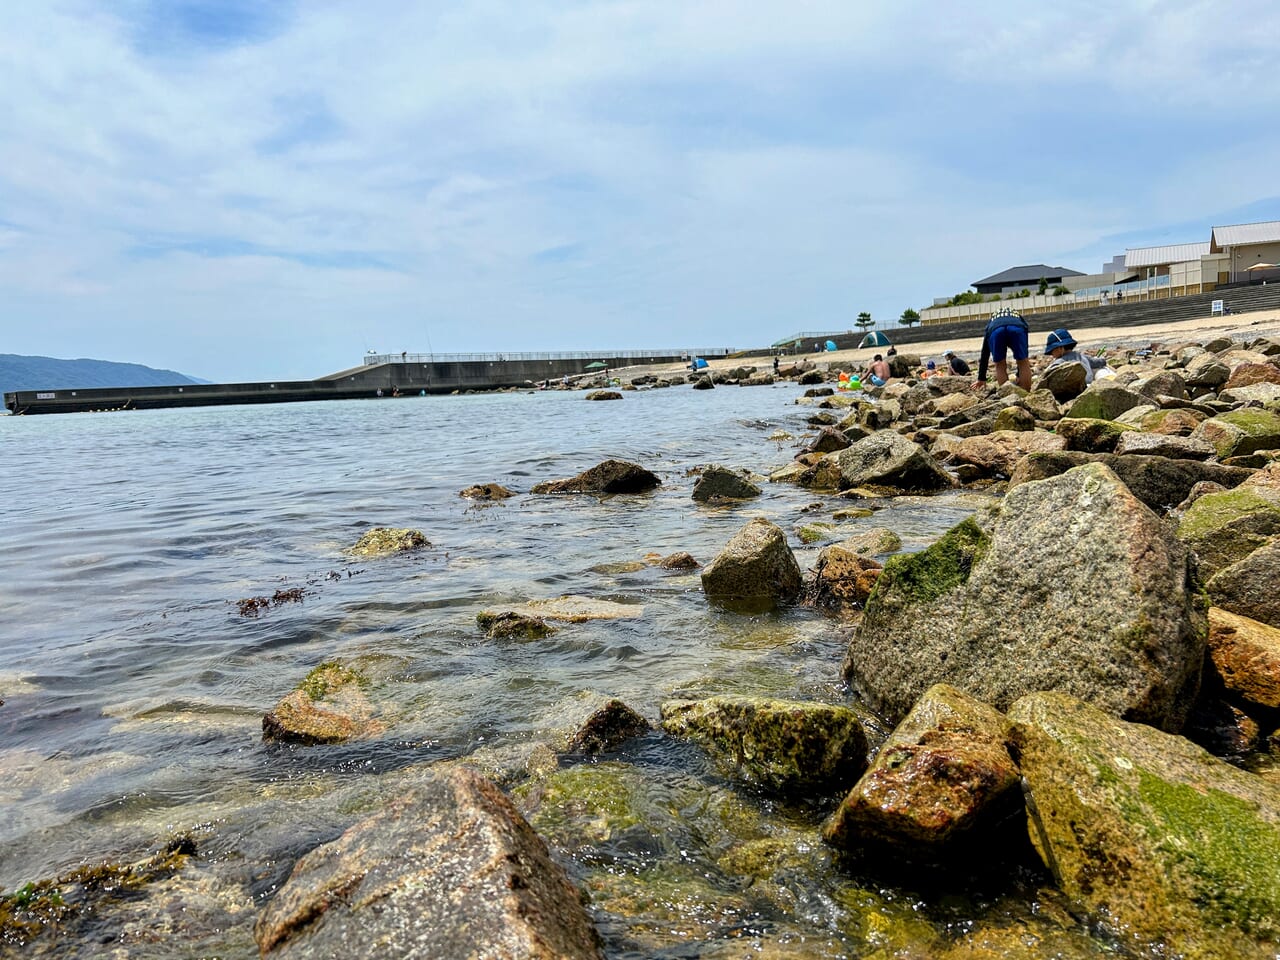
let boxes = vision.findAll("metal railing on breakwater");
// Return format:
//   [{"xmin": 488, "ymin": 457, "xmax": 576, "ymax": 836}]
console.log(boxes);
[{"xmin": 364, "ymin": 347, "xmax": 735, "ymax": 365}]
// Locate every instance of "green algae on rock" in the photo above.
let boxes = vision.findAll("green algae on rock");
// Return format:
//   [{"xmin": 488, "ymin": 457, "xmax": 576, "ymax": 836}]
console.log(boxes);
[
  {"xmin": 1176, "ymin": 486, "xmax": 1280, "ymax": 581},
  {"xmin": 660, "ymin": 695, "xmax": 868, "ymax": 795},
  {"xmin": 262, "ymin": 661, "xmax": 384, "ymax": 745},
  {"xmin": 1009, "ymin": 691, "xmax": 1280, "ymax": 960},
  {"xmin": 1192, "ymin": 408, "xmax": 1280, "ymax": 459},
  {"xmin": 476, "ymin": 610, "xmax": 555, "ymax": 640},
  {"xmin": 344, "ymin": 527, "xmax": 430, "ymax": 557}
]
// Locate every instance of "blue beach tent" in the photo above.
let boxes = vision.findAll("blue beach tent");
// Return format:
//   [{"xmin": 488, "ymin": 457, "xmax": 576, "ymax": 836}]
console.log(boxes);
[{"xmin": 825, "ymin": 340, "xmax": 837, "ymax": 352}]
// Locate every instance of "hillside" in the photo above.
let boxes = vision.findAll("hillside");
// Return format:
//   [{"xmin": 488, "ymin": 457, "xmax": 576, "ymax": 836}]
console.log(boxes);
[{"xmin": 1, "ymin": 354, "xmax": 206, "ymax": 398}]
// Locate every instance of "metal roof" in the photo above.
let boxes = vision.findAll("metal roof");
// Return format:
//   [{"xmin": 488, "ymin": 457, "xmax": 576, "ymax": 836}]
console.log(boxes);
[
  {"xmin": 1211, "ymin": 220, "xmax": 1280, "ymax": 250},
  {"xmin": 1123, "ymin": 242, "xmax": 1210, "ymax": 268},
  {"xmin": 972, "ymin": 264, "xmax": 1086, "ymax": 287}
]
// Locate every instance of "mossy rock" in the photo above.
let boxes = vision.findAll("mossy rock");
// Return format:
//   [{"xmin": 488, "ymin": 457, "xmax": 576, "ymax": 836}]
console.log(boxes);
[
  {"xmin": 1176, "ymin": 487, "xmax": 1280, "ymax": 580},
  {"xmin": 1194, "ymin": 409, "xmax": 1280, "ymax": 459},
  {"xmin": 263, "ymin": 661, "xmax": 384, "ymax": 745},
  {"xmin": 1010, "ymin": 691, "xmax": 1280, "ymax": 960},
  {"xmin": 476, "ymin": 611, "xmax": 555, "ymax": 640},
  {"xmin": 796, "ymin": 521, "xmax": 836, "ymax": 544},
  {"xmin": 345, "ymin": 527, "xmax": 430, "ymax": 557},
  {"xmin": 660, "ymin": 695, "xmax": 868, "ymax": 795},
  {"xmin": 298, "ymin": 661, "xmax": 368, "ymax": 700},
  {"xmin": 863, "ymin": 517, "xmax": 988, "ymax": 610}
]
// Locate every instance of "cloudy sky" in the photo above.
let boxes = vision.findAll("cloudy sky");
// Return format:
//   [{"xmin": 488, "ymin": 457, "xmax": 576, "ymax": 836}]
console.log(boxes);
[{"xmin": 3, "ymin": 1, "xmax": 1280, "ymax": 381}]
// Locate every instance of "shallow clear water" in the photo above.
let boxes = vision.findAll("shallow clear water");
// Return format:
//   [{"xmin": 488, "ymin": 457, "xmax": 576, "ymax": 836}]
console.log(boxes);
[{"xmin": 1, "ymin": 385, "xmax": 1099, "ymax": 957}]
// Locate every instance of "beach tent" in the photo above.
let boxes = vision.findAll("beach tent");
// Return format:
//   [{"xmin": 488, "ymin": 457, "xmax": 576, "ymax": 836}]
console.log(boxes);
[
  {"xmin": 690, "ymin": 357, "xmax": 709, "ymax": 369},
  {"xmin": 824, "ymin": 340, "xmax": 837, "ymax": 352},
  {"xmin": 584, "ymin": 361, "xmax": 608, "ymax": 369},
  {"xmin": 859, "ymin": 331, "xmax": 892, "ymax": 348}
]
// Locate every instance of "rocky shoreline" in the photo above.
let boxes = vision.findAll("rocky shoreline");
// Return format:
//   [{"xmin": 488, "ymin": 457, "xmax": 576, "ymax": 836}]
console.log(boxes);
[{"xmin": 6, "ymin": 333, "xmax": 1280, "ymax": 958}]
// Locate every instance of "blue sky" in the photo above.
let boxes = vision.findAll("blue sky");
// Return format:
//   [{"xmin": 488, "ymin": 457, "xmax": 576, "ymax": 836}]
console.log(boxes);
[{"xmin": 3, "ymin": 1, "xmax": 1280, "ymax": 381}]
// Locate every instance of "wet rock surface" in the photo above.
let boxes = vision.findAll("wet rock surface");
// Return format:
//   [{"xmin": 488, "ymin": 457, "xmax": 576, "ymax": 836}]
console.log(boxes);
[
  {"xmin": 700, "ymin": 518, "xmax": 803, "ymax": 612},
  {"xmin": 660, "ymin": 695, "xmax": 869, "ymax": 794},
  {"xmin": 691, "ymin": 464, "xmax": 762, "ymax": 501},
  {"xmin": 255, "ymin": 768, "xmax": 605, "ymax": 959},
  {"xmin": 824, "ymin": 684, "xmax": 1020, "ymax": 856},
  {"xmin": 828, "ymin": 431, "xmax": 955, "ymax": 491},
  {"xmin": 1010, "ymin": 691, "xmax": 1280, "ymax": 960},
  {"xmin": 845, "ymin": 463, "xmax": 1202, "ymax": 730},
  {"xmin": 531, "ymin": 459, "xmax": 661, "ymax": 494},
  {"xmin": 262, "ymin": 662, "xmax": 385, "ymax": 745},
  {"xmin": 345, "ymin": 527, "xmax": 430, "ymax": 557}
]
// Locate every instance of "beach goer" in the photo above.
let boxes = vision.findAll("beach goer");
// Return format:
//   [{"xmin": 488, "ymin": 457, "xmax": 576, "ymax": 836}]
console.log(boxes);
[
  {"xmin": 1044, "ymin": 328, "xmax": 1109, "ymax": 385},
  {"xmin": 773, "ymin": 356, "xmax": 780, "ymax": 374},
  {"xmin": 975, "ymin": 308, "xmax": 1031, "ymax": 390},
  {"xmin": 922, "ymin": 360, "xmax": 938, "ymax": 378},
  {"xmin": 886, "ymin": 345, "xmax": 897, "ymax": 358},
  {"xmin": 944, "ymin": 350, "xmax": 970, "ymax": 376},
  {"xmin": 867, "ymin": 354, "xmax": 891, "ymax": 387}
]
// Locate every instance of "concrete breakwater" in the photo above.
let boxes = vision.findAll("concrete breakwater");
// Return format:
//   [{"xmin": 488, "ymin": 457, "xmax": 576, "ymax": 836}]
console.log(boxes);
[{"xmin": 3, "ymin": 348, "xmax": 733, "ymax": 415}]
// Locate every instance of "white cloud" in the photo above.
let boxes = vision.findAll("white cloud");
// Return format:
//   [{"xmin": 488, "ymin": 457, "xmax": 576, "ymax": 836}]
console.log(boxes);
[{"xmin": 1, "ymin": 1, "xmax": 1279, "ymax": 377}]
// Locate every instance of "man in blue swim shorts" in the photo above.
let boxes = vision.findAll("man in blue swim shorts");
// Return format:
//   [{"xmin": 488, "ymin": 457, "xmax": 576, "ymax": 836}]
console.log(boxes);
[{"xmin": 975, "ymin": 307, "xmax": 1031, "ymax": 390}]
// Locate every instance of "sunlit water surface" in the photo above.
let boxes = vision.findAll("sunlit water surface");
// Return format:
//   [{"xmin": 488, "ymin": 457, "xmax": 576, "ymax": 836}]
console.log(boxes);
[{"xmin": 0, "ymin": 387, "xmax": 1111, "ymax": 958}]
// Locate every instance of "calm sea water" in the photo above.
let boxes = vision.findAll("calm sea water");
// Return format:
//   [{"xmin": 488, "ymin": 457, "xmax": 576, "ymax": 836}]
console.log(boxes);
[{"xmin": 0, "ymin": 385, "xmax": 1040, "ymax": 957}]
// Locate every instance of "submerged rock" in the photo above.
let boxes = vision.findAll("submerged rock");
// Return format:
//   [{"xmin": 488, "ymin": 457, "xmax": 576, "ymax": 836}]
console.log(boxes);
[
  {"xmin": 531, "ymin": 459, "xmax": 660, "ymax": 494},
  {"xmin": 824, "ymin": 684, "xmax": 1020, "ymax": 856},
  {"xmin": 345, "ymin": 527, "xmax": 430, "ymax": 557},
  {"xmin": 805, "ymin": 544, "xmax": 882, "ymax": 611},
  {"xmin": 1009, "ymin": 691, "xmax": 1280, "ymax": 960},
  {"xmin": 656, "ymin": 551, "xmax": 700, "ymax": 570},
  {"xmin": 585, "ymin": 390, "xmax": 622, "ymax": 400},
  {"xmin": 548, "ymin": 691, "xmax": 652, "ymax": 756},
  {"xmin": 459, "ymin": 482, "xmax": 516, "ymax": 500},
  {"xmin": 500, "ymin": 595, "xmax": 645, "ymax": 622},
  {"xmin": 476, "ymin": 611, "xmax": 555, "ymax": 640},
  {"xmin": 700, "ymin": 518, "xmax": 802, "ymax": 612},
  {"xmin": 691, "ymin": 465, "xmax": 762, "ymax": 502},
  {"xmin": 255, "ymin": 768, "xmax": 604, "ymax": 959},
  {"xmin": 660, "ymin": 695, "xmax": 868, "ymax": 794},
  {"xmin": 262, "ymin": 662, "xmax": 385, "ymax": 745},
  {"xmin": 844, "ymin": 463, "xmax": 1202, "ymax": 731}
]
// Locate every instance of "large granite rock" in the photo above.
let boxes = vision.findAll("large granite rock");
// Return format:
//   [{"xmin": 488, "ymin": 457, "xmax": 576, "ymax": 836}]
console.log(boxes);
[
  {"xmin": 803, "ymin": 426, "xmax": 852, "ymax": 455},
  {"xmin": 1192, "ymin": 409, "xmax": 1280, "ymax": 459},
  {"xmin": 1207, "ymin": 607, "xmax": 1280, "ymax": 709},
  {"xmin": 532, "ymin": 459, "xmax": 660, "ymax": 494},
  {"xmin": 1207, "ymin": 538, "xmax": 1280, "ymax": 628},
  {"xmin": 1009, "ymin": 691, "xmax": 1280, "ymax": 960},
  {"xmin": 1009, "ymin": 452, "xmax": 1253, "ymax": 514},
  {"xmin": 1035, "ymin": 361, "xmax": 1088, "ymax": 402},
  {"xmin": 844, "ymin": 463, "xmax": 1202, "ymax": 731},
  {"xmin": 1175, "ymin": 483, "xmax": 1280, "ymax": 580},
  {"xmin": 691, "ymin": 465, "xmax": 762, "ymax": 502},
  {"xmin": 1140, "ymin": 406, "xmax": 1207, "ymax": 436},
  {"xmin": 660, "ymin": 695, "xmax": 868, "ymax": 794},
  {"xmin": 700, "ymin": 518, "xmax": 802, "ymax": 612},
  {"xmin": 255, "ymin": 768, "xmax": 605, "ymax": 959},
  {"xmin": 938, "ymin": 430, "xmax": 1067, "ymax": 479},
  {"xmin": 1064, "ymin": 383, "xmax": 1148, "ymax": 421},
  {"xmin": 823, "ymin": 684, "xmax": 1019, "ymax": 856},
  {"xmin": 1182, "ymin": 352, "xmax": 1231, "ymax": 390},
  {"xmin": 1113, "ymin": 431, "xmax": 1215, "ymax": 460},
  {"xmin": 1133, "ymin": 370, "xmax": 1187, "ymax": 400},
  {"xmin": 1225, "ymin": 361, "xmax": 1280, "ymax": 389},
  {"xmin": 1053, "ymin": 417, "xmax": 1135, "ymax": 453},
  {"xmin": 826, "ymin": 431, "xmax": 955, "ymax": 491}
]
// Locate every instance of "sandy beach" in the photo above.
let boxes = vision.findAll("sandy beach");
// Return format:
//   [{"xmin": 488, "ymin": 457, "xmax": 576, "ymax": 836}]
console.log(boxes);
[{"xmin": 615, "ymin": 305, "xmax": 1280, "ymax": 381}]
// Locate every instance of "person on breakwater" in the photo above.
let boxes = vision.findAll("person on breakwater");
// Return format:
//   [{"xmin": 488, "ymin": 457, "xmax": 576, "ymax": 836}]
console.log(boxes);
[{"xmin": 975, "ymin": 307, "xmax": 1031, "ymax": 390}]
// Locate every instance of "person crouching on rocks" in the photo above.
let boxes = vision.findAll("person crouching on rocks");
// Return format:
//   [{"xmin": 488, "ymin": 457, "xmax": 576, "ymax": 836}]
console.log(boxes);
[
  {"xmin": 975, "ymin": 307, "xmax": 1031, "ymax": 391},
  {"xmin": 1044, "ymin": 328, "xmax": 1109, "ymax": 385},
  {"xmin": 944, "ymin": 350, "xmax": 970, "ymax": 376}
]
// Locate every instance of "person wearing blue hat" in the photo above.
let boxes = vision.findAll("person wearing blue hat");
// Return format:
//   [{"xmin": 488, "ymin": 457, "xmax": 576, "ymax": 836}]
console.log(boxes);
[
  {"xmin": 975, "ymin": 307, "xmax": 1031, "ymax": 390},
  {"xmin": 1045, "ymin": 328, "xmax": 1108, "ymax": 385}
]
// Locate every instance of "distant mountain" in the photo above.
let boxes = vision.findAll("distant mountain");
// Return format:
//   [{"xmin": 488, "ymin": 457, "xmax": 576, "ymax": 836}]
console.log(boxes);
[{"xmin": 0, "ymin": 354, "xmax": 208, "ymax": 398}]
